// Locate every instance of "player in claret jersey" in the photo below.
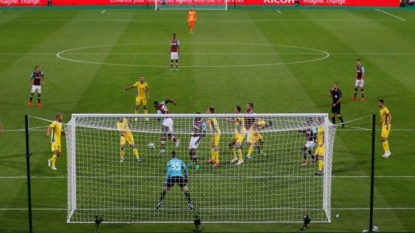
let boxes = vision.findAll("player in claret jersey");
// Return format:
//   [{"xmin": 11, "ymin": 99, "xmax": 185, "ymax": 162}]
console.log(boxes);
[
  {"xmin": 170, "ymin": 33, "xmax": 180, "ymax": 72},
  {"xmin": 188, "ymin": 112, "xmax": 206, "ymax": 170},
  {"xmin": 28, "ymin": 66, "xmax": 45, "ymax": 108},
  {"xmin": 154, "ymin": 99, "xmax": 180, "ymax": 155},
  {"xmin": 187, "ymin": 7, "xmax": 197, "ymax": 33},
  {"xmin": 351, "ymin": 59, "xmax": 365, "ymax": 101}
]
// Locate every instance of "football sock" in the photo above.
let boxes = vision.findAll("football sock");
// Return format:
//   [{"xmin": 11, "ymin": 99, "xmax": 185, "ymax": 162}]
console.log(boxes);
[
  {"xmin": 133, "ymin": 148, "xmax": 139, "ymax": 158},
  {"xmin": 332, "ymin": 117, "xmax": 335, "ymax": 124},
  {"xmin": 38, "ymin": 94, "xmax": 41, "ymax": 103},
  {"xmin": 215, "ymin": 150, "xmax": 219, "ymax": 162},
  {"xmin": 237, "ymin": 147, "xmax": 243, "ymax": 160},
  {"xmin": 248, "ymin": 145, "xmax": 254, "ymax": 156},
  {"xmin": 339, "ymin": 117, "xmax": 344, "ymax": 123},
  {"xmin": 361, "ymin": 91, "xmax": 364, "ymax": 98},
  {"xmin": 231, "ymin": 147, "xmax": 236, "ymax": 158},
  {"xmin": 144, "ymin": 109, "xmax": 148, "ymax": 115},
  {"xmin": 50, "ymin": 154, "xmax": 57, "ymax": 167},
  {"xmin": 210, "ymin": 148, "xmax": 215, "ymax": 160},
  {"xmin": 318, "ymin": 159, "xmax": 324, "ymax": 172},
  {"xmin": 160, "ymin": 190, "xmax": 167, "ymax": 201},
  {"xmin": 134, "ymin": 109, "xmax": 138, "ymax": 114},
  {"xmin": 120, "ymin": 149, "xmax": 125, "ymax": 158},
  {"xmin": 185, "ymin": 191, "xmax": 192, "ymax": 203},
  {"xmin": 382, "ymin": 141, "xmax": 389, "ymax": 152}
]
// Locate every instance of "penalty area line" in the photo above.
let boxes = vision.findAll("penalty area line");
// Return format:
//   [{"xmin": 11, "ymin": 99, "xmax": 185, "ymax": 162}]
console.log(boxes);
[
  {"xmin": 378, "ymin": 9, "xmax": 405, "ymax": 22},
  {"xmin": 101, "ymin": 10, "xmax": 106, "ymax": 14}
]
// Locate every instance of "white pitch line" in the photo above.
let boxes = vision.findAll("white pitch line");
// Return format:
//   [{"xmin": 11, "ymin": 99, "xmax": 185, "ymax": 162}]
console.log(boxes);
[
  {"xmin": 2, "ymin": 52, "xmax": 415, "ymax": 56},
  {"xmin": 101, "ymin": 10, "xmax": 105, "ymax": 14},
  {"xmin": 379, "ymin": 9, "xmax": 405, "ymax": 22},
  {"xmin": 277, "ymin": 10, "xmax": 281, "ymax": 14},
  {"xmin": 0, "ymin": 208, "xmax": 66, "ymax": 211},
  {"xmin": 0, "ymin": 207, "xmax": 414, "ymax": 211},
  {"xmin": 1, "ymin": 175, "xmax": 415, "ymax": 179}
]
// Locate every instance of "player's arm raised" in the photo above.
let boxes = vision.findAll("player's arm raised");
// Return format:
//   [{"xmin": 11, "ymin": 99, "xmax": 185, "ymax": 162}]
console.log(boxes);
[{"xmin": 164, "ymin": 99, "xmax": 176, "ymax": 106}]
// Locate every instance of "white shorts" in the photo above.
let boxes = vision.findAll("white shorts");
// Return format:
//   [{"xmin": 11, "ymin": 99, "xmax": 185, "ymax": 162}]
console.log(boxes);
[
  {"xmin": 245, "ymin": 130, "xmax": 250, "ymax": 142},
  {"xmin": 305, "ymin": 141, "xmax": 315, "ymax": 150},
  {"xmin": 162, "ymin": 118, "xmax": 173, "ymax": 133},
  {"xmin": 189, "ymin": 136, "xmax": 202, "ymax": 150},
  {"xmin": 170, "ymin": 52, "xmax": 179, "ymax": 60},
  {"xmin": 31, "ymin": 85, "xmax": 41, "ymax": 93},
  {"xmin": 355, "ymin": 79, "xmax": 364, "ymax": 87}
]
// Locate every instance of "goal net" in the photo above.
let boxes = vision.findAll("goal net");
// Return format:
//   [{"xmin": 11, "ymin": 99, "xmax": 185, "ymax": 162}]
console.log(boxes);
[
  {"xmin": 66, "ymin": 113, "xmax": 335, "ymax": 223},
  {"xmin": 155, "ymin": 0, "xmax": 228, "ymax": 10}
]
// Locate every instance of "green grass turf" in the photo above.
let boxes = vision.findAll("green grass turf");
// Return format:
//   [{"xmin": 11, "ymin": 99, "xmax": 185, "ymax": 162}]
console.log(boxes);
[{"xmin": 1, "ymin": 7, "xmax": 415, "ymax": 232}]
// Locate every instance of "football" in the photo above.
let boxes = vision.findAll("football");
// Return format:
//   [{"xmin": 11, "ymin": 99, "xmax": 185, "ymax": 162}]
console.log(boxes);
[
  {"xmin": 148, "ymin": 142, "xmax": 155, "ymax": 149},
  {"xmin": 372, "ymin": 226, "xmax": 379, "ymax": 232}
]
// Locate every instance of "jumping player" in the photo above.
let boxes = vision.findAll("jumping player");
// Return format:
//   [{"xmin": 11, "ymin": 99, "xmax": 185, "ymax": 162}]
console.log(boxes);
[
  {"xmin": 154, "ymin": 99, "xmax": 180, "ymax": 154},
  {"xmin": 188, "ymin": 112, "xmax": 206, "ymax": 170}
]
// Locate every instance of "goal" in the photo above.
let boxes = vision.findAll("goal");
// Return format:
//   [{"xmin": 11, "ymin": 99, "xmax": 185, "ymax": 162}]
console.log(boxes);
[
  {"xmin": 66, "ymin": 113, "xmax": 335, "ymax": 223},
  {"xmin": 155, "ymin": 0, "xmax": 228, "ymax": 11}
]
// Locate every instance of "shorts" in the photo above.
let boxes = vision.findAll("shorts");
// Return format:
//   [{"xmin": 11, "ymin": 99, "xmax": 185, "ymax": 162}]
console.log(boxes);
[
  {"xmin": 189, "ymin": 136, "xmax": 202, "ymax": 150},
  {"xmin": 232, "ymin": 133, "xmax": 245, "ymax": 144},
  {"xmin": 162, "ymin": 118, "xmax": 173, "ymax": 133},
  {"xmin": 120, "ymin": 133, "xmax": 135, "ymax": 145},
  {"xmin": 249, "ymin": 133, "xmax": 263, "ymax": 145},
  {"xmin": 331, "ymin": 104, "xmax": 341, "ymax": 114},
  {"xmin": 135, "ymin": 97, "xmax": 147, "ymax": 106},
  {"xmin": 166, "ymin": 176, "xmax": 186, "ymax": 188},
  {"xmin": 210, "ymin": 134, "xmax": 220, "ymax": 147},
  {"xmin": 31, "ymin": 85, "xmax": 41, "ymax": 93},
  {"xmin": 315, "ymin": 144, "xmax": 325, "ymax": 156},
  {"xmin": 355, "ymin": 79, "xmax": 364, "ymax": 88},
  {"xmin": 170, "ymin": 52, "xmax": 179, "ymax": 60},
  {"xmin": 51, "ymin": 141, "xmax": 61, "ymax": 153},
  {"xmin": 305, "ymin": 141, "xmax": 315, "ymax": 150},
  {"xmin": 188, "ymin": 21, "xmax": 195, "ymax": 27},
  {"xmin": 381, "ymin": 124, "xmax": 391, "ymax": 138}
]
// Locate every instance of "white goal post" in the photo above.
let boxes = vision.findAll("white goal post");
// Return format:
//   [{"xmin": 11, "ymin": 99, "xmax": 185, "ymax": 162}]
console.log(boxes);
[
  {"xmin": 66, "ymin": 113, "xmax": 335, "ymax": 223},
  {"xmin": 155, "ymin": 0, "xmax": 228, "ymax": 10}
]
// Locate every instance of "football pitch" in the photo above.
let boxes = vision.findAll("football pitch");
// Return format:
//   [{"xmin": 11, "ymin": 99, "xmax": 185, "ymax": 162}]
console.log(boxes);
[{"xmin": 1, "ymin": 6, "xmax": 415, "ymax": 233}]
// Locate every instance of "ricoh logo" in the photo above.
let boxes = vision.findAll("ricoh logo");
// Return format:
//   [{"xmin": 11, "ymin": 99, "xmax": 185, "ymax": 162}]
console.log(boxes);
[{"xmin": 264, "ymin": 0, "xmax": 295, "ymax": 4}]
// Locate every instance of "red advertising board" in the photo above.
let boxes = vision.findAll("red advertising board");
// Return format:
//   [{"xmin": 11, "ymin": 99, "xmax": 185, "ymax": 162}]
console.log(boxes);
[{"xmin": 0, "ymin": 0, "xmax": 400, "ymax": 8}]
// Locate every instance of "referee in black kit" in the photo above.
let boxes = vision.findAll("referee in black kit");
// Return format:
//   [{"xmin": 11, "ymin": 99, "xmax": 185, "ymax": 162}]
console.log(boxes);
[{"xmin": 329, "ymin": 82, "xmax": 345, "ymax": 128}]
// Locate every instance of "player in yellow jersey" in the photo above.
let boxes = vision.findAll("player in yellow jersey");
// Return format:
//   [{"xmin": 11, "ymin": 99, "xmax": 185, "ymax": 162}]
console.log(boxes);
[
  {"xmin": 124, "ymin": 75, "xmax": 150, "ymax": 121},
  {"xmin": 226, "ymin": 106, "xmax": 245, "ymax": 165},
  {"xmin": 46, "ymin": 114, "xmax": 65, "ymax": 170},
  {"xmin": 377, "ymin": 99, "xmax": 392, "ymax": 158},
  {"xmin": 314, "ymin": 118, "xmax": 325, "ymax": 176},
  {"xmin": 117, "ymin": 117, "xmax": 142, "ymax": 163},
  {"xmin": 245, "ymin": 120, "xmax": 265, "ymax": 160},
  {"xmin": 187, "ymin": 7, "xmax": 197, "ymax": 33},
  {"xmin": 206, "ymin": 106, "xmax": 221, "ymax": 167}
]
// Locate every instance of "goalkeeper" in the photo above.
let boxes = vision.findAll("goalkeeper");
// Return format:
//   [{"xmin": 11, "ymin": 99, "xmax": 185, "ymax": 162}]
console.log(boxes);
[{"xmin": 156, "ymin": 151, "xmax": 194, "ymax": 210}]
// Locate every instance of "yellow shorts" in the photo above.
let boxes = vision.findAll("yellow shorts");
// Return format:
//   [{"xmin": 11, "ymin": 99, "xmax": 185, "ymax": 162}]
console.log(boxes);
[
  {"xmin": 381, "ymin": 124, "xmax": 391, "ymax": 138},
  {"xmin": 315, "ymin": 145, "xmax": 325, "ymax": 156},
  {"xmin": 51, "ymin": 142, "xmax": 61, "ymax": 152},
  {"xmin": 120, "ymin": 133, "xmax": 135, "ymax": 145},
  {"xmin": 249, "ymin": 133, "xmax": 263, "ymax": 145},
  {"xmin": 210, "ymin": 134, "xmax": 220, "ymax": 147},
  {"xmin": 136, "ymin": 97, "xmax": 147, "ymax": 106},
  {"xmin": 232, "ymin": 133, "xmax": 245, "ymax": 144}
]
